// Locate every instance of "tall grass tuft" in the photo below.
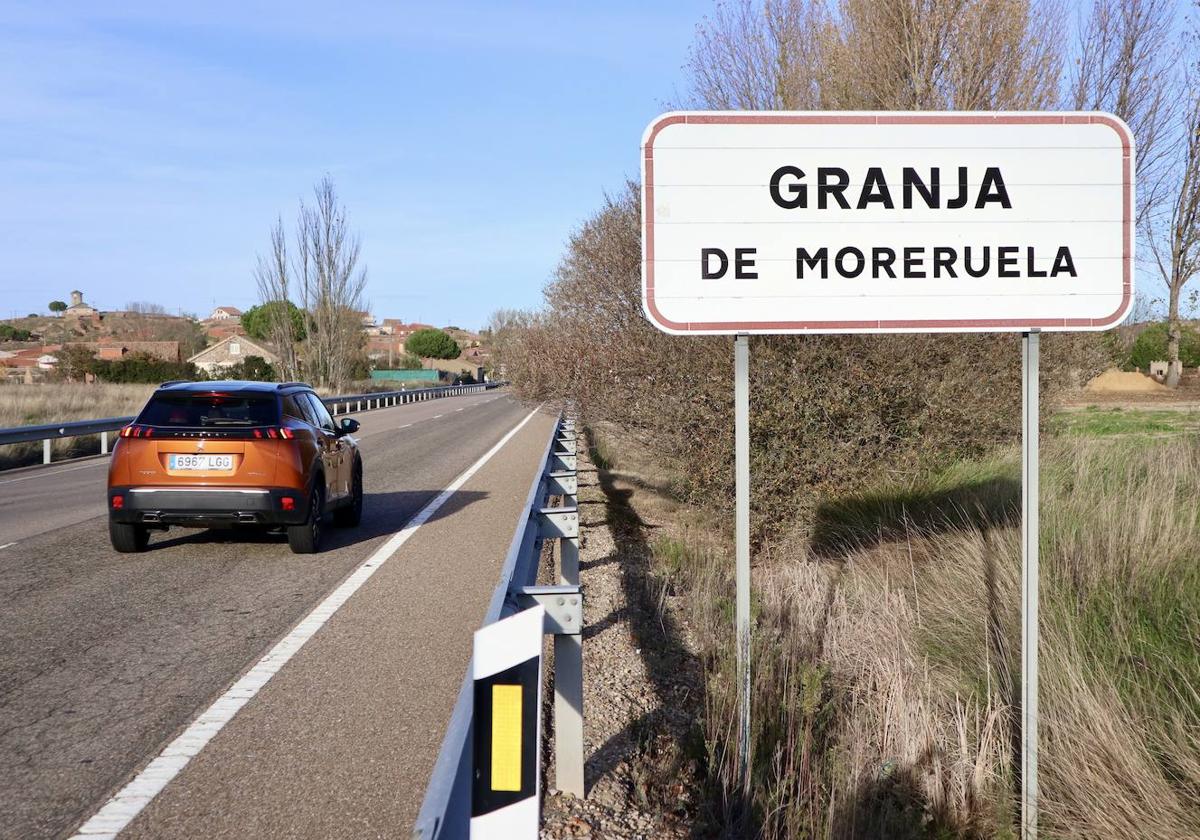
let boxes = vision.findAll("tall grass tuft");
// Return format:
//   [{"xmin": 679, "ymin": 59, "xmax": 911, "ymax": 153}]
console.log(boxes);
[{"xmin": 650, "ymin": 434, "xmax": 1200, "ymax": 838}]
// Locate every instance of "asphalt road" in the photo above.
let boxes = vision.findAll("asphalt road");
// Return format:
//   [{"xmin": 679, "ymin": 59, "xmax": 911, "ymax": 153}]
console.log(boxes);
[{"xmin": 0, "ymin": 391, "xmax": 554, "ymax": 839}]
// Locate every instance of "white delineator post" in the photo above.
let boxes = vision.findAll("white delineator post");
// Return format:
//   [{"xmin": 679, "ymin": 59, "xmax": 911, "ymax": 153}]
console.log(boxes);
[
  {"xmin": 734, "ymin": 334, "xmax": 751, "ymax": 786},
  {"xmin": 1022, "ymin": 331, "xmax": 1040, "ymax": 839}
]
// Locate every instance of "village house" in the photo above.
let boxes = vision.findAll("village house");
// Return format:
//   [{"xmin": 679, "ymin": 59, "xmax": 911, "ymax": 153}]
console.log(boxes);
[
  {"xmin": 207, "ymin": 306, "xmax": 242, "ymax": 321},
  {"xmin": 365, "ymin": 335, "xmax": 408, "ymax": 365},
  {"xmin": 187, "ymin": 335, "xmax": 280, "ymax": 376},
  {"xmin": 379, "ymin": 320, "xmax": 436, "ymax": 339},
  {"xmin": 0, "ymin": 345, "xmax": 62, "ymax": 382},
  {"xmin": 203, "ymin": 321, "xmax": 246, "ymax": 341}
]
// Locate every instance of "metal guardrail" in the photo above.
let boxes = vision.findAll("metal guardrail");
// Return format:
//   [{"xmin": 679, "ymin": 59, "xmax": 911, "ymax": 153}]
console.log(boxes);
[
  {"xmin": 0, "ymin": 381, "xmax": 506, "ymax": 465},
  {"xmin": 323, "ymin": 382, "xmax": 500, "ymax": 417},
  {"xmin": 413, "ymin": 410, "xmax": 581, "ymax": 840}
]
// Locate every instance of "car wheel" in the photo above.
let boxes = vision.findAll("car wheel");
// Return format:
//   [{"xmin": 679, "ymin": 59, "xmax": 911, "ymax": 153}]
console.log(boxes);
[
  {"xmin": 287, "ymin": 485, "xmax": 324, "ymax": 554},
  {"xmin": 333, "ymin": 460, "xmax": 363, "ymax": 527},
  {"xmin": 110, "ymin": 520, "xmax": 150, "ymax": 553}
]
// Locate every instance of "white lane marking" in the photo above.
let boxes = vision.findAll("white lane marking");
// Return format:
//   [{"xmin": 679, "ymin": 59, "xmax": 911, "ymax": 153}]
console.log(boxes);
[
  {"xmin": 400, "ymin": 423, "xmax": 413, "ymax": 428},
  {"xmin": 433, "ymin": 414, "xmax": 444, "ymax": 419},
  {"xmin": 455, "ymin": 408, "xmax": 464, "ymax": 412},
  {"xmin": 0, "ymin": 542, "xmax": 15, "ymax": 551},
  {"xmin": 0, "ymin": 461, "xmax": 106, "ymax": 486},
  {"xmin": 70, "ymin": 406, "xmax": 543, "ymax": 840}
]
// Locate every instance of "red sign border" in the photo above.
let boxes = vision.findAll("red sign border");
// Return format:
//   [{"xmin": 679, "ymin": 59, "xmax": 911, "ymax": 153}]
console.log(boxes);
[{"xmin": 641, "ymin": 112, "xmax": 1134, "ymax": 333}]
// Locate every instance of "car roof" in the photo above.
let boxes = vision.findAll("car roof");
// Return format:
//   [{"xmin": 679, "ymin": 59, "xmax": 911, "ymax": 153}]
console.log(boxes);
[{"xmin": 155, "ymin": 380, "xmax": 313, "ymax": 395}]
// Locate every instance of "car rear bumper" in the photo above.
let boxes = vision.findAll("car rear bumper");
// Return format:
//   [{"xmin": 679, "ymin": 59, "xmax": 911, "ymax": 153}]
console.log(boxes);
[{"xmin": 108, "ymin": 486, "xmax": 309, "ymax": 527}]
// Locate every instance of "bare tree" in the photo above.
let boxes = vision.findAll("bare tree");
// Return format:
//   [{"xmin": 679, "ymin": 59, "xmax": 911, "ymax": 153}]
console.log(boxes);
[
  {"xmin": 1071, "ymin": 0, "xmax": 1179, "ymax": 227},
  {"xmin": 294, "ymin": 177, "xmax": 368, "ymax": 391},
  {"xmin": 252, "ymin": 217, "xmax": 302, "ymax": 382},
  {"xmin": 125, "ymin": 301, "xmax": 169, "ymax": 315},
  {"xmin": 1149, "ymin": 46, "xmax": 1200, "ymax": 386},
  {"xmin": 686, "ymin": 0, "xmax": 1064, "ymax": 112},
  {"xmin": 830, "ymin": 0, "xmax": 1064, "ymax": 110},
  {"xmin": 685, "ymin": 0, "xmax": 833, "ymax": 109}
]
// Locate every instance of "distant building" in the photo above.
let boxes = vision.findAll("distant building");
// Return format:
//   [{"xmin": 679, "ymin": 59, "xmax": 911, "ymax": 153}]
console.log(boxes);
[
  {"xmin": 379, "ymin": 320, "xmax": 436, "ymax": 339},
  {"xmin": 65, "ymin": 341, "xmax": 181, "ymax": 363},
  {"xmin": 64, "ymin": 290, "xmax": 99, "ymax": 321},
  {"xmin": 207, "ymin": 306, "xmax": 243, "ymax": 321},
  {"xmin": 187, "ymin": 335, "xmax": 279, "ymax": 376},
  {"xmin": 365, "ymin": 335, "xmax": 408, "ymax": 364},
  {"xmin": 204, "ymin": 321, "xmax": 247, "ymax": 341},
  {"xmin": 0, "ymin": 345, "xmax": 62, "ymax": 380}
]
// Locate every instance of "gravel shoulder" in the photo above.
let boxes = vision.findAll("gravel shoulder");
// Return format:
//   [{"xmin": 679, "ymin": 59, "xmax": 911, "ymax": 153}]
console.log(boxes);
[{"xmin": 540, "ymin": 429, "xmax": 709, "ymax": 839}]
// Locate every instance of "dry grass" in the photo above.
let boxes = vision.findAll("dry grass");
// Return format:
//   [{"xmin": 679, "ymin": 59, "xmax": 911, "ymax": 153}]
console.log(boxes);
[
  {"xmin": 602, "ymin": 422, "xmax": 1200, "ymax": 838},
  {"xmin": 0, "ymin": 382, "xmax": 155, "ymax": 467}
]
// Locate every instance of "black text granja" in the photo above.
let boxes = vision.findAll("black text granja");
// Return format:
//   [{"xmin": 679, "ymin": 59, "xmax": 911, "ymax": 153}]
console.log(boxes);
[
  {"xmin": 698, "ymin": 165, "xmax": 1078, "ymax": 281},
  {"xmin": 769, "ymin": 164, "xmax": 1011, "ymax": 211}
]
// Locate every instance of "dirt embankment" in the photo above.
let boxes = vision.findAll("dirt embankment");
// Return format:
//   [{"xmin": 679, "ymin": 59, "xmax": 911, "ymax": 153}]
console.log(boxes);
[
  {"xmin": 1062, "ymin": 367, "xmax": 1200, "ymax": 411},
  {"xmin": 1085, "ymin": 368, "xmax": 1168, "ymax": 393}
]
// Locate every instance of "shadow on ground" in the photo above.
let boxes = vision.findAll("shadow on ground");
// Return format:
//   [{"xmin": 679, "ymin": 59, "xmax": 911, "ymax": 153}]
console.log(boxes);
[
  {"xmin": 145, "ymin": 489, "xmax": 489, "ymax": 553},
  {"xmin": 580, "ymin": 437, "xmax": 724, "ymax": 838},
  {"xmin": 809, "ymin": 476, "xmax": 1020, "ymax": 559}
]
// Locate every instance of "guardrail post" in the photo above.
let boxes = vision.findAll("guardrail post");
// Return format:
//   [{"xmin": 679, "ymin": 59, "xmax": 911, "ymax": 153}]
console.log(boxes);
[
  {"xmin": 548, "ymin": 416, "xmax": 583, "ymax": 798},
  {"xmin": 100, "ymin": 431, "xmax": 108, "ymax": 455},
  {"xmin": 43, "ymin": 438, "xmax": 51, "ymax": 464}
]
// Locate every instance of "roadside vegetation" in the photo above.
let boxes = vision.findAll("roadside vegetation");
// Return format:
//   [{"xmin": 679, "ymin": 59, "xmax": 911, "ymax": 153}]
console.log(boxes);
[
  {"xmin": 0, "ymin": 382, "xmax": 155, "ymax": 468},
  {"xmin": 495, "ymin": 0, "xmax": 1200, "ymax": 836},
  {"xmin": 1051, "ymin": 405, "xmax": 1200, "ymax": 436},
  {"xmin": 587, "ymin": 412, "xmax": 1200, "ymax": 839}
]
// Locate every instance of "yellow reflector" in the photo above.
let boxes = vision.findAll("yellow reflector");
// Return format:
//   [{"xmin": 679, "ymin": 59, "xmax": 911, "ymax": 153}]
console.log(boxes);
[{"xmin": 490, "ymin": 684, "xmax": 523, "ymax": 791}]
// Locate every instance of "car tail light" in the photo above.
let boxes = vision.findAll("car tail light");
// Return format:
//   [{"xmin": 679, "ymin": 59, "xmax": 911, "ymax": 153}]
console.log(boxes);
[
  {"xmin": 111, "ymin": 495, "xmax": 124, "ymax": 509},
  {"xmin": 280, "ymin": 496, "xmax": 296, "ymax": 511},
  {"xmin": 278, "ymin": 427, "xmax": 295, "ymax": 440},
  {"xmin": 121, "ymin": 425, "xmax": 153, "ymax": 438}
]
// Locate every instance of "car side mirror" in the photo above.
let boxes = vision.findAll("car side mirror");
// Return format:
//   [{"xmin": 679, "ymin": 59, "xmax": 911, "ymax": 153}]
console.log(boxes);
[{"xmin": 339, "ymin": 418, "xmax": 360, "ymax": 435}]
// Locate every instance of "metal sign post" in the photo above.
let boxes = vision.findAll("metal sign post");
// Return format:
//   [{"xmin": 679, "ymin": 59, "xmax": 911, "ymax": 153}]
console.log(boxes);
[
  {"xmin": 1021, "ymin": 331, "xmax": 1040, "ymax": 838},
  {"xmin": 734, "ymin": 334, "xmax": 751, "ymax": 787}
]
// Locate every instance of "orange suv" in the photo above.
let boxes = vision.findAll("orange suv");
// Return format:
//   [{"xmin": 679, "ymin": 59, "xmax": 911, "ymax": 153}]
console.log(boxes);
[{"xmin": 107, "ymin": 381, "xmax": 363, "ymax": 554}]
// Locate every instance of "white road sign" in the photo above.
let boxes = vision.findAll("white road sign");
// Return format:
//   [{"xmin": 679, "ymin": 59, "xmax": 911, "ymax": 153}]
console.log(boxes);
[{"xmin": 640, "ymin": 111, "xmax": 1134, "ymax": 334}]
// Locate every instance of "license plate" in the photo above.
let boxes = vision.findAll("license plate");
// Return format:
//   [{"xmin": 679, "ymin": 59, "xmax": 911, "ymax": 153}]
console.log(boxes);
[{"xmin": 169, "ymin": 454, "xmax": 234, "ymax": 471}]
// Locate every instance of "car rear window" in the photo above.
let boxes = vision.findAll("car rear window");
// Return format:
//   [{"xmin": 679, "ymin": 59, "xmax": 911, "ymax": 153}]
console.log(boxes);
[{"xmin": 138, "ymin": 393, "xmax": 280, "ymax": 428}]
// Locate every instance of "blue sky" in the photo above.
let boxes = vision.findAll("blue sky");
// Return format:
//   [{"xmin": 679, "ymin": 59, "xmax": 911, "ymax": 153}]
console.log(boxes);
[{"xmin": 0, "ymin": 1, "xmax": 707, "ymax": 327}]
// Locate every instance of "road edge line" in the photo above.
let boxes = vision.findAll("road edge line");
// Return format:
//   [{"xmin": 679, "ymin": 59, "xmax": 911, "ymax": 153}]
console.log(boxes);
[{"xmin": 70, "ymin": 405, "xmax": 543, "ymax": 839}]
